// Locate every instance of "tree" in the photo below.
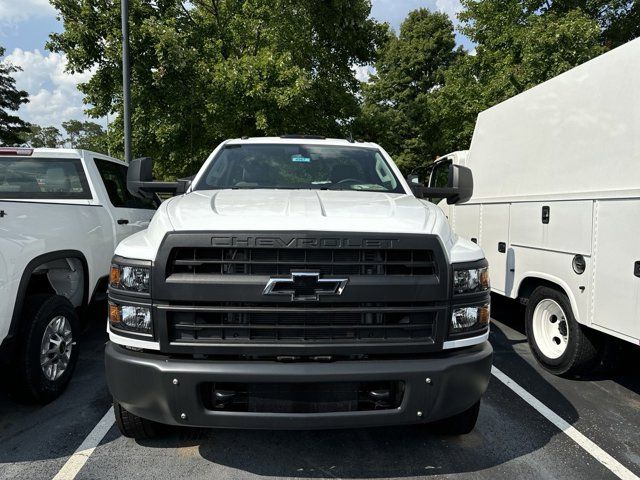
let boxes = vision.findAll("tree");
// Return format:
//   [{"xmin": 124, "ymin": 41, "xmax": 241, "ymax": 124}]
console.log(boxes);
[
  {"xmin": 20, "ymin": 124, "xmax": 62, "ymax": 148},
  {"xmin": 0, "ymin": 46, "xmax": 29, "ymax": 146},
  {"xmin": 62, "ymin": 119, "xmax": 108, "ymax": 152},
  {"xmin": 354, "ymin": 9, "xmax": 462, "ymax": 172},
  {"xmin": 48, "ymin": 0, "xmax": 386, "ymax": 178}
]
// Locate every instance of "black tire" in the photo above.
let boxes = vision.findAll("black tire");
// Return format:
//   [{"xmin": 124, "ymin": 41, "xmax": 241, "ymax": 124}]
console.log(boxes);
[
  {"xmin": 12, "ymin": 294, "xmax": 80, "ymax": 404},
  {"xmin": 114, "ymin": 400, "xmax": 160, "ymax": 439},
  {"xmin": 525, "ymin": 286, "xmax": 601, "ymax": 376},
  {"xmin": 428, "ymin": 400, "xmax": 480, "ymax": 435}
]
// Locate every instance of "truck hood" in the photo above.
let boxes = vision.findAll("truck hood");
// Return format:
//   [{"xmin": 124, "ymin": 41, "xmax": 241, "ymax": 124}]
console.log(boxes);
[{"xmin": 164, "ymin": 189, "xmax": 438, "ymax": 234}]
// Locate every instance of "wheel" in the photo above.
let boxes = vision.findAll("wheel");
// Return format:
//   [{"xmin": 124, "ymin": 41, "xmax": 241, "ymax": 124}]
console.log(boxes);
[
  {"xmin": 113, "ymin": 400, "xmax": 160, "ymax": 439},
  {"xmin": 428, "ymin": 400, "xmax": 480, "ymax": 435},
  {"xmin": 525, "ymin": 286, "xmax": 601, "ymax": 376},
  {"xmin": 12, "ymin": 294, "xmax": 80, "ymax": 403}
]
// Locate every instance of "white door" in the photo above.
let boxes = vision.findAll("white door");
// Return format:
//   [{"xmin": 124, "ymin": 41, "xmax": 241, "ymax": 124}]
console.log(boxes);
[
  {"xmin": 479, "ymin": 204, "xmax": 511, "ymax": 295},
  {"xmin": 592, "ymin": 200, "xmax": 640, "ymax": 342},
  {"xmin": 92, "ymin": 158, "xmax": 155, "ymax": 244}
]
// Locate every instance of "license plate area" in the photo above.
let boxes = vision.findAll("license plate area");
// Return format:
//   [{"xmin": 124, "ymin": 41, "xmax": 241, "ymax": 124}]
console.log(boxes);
[{"xmin": 201, "ymin": 381, "xmax": 405, "ymax": 413}]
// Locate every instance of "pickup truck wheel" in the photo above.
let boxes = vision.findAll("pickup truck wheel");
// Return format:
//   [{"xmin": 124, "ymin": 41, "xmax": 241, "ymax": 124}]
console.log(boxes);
[
  {"xmin": 428, "ymin": 400, "xmax": 480, "ymax": 435},
  {"xmin": 13, "ymin": 294, "xmax": 80, "ymax": 404},
  {"xmin": 526, "ymin": 286, "xmax": 600, "ymax": 376},
  {"xmin": 113, "ymin": 400, "xmax": 160, "ymax": 439}
]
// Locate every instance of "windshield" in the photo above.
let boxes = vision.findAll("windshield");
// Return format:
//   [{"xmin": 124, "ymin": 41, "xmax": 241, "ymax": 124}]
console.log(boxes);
[{"xmin": 194, "ymin": 144, "xmax": 405, "ymax": 194}]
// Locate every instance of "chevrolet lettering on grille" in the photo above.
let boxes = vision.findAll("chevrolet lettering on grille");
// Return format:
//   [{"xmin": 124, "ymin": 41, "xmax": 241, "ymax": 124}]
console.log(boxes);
[{"xmin": 262, "ymin": 272, "xmax": 349, "ymax": 301}]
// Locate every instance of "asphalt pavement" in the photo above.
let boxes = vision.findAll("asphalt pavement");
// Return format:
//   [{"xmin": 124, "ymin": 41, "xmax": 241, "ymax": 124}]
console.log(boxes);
[{"xmin": 1, "ymin": 296, "xmax": 639, "ymax": 480}]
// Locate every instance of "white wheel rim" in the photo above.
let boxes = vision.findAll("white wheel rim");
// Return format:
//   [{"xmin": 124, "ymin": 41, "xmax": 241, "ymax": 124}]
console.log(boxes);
[
  {"xmin": 40, "ymin": 315, "xmax": 74, "ymax": 381},
  {"xmin": 532, "ymin": 299, "xmax": 569, "ymax": 359}
]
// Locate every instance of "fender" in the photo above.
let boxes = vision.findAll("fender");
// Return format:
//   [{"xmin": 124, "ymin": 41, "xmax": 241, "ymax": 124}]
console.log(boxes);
[
  {"xmin": 7, "ymin": 250, "xmax": 90, "ymax": 342},
  {"xmin": 514, "ymin": 271, "xmax": 582, "ymax": 325}
]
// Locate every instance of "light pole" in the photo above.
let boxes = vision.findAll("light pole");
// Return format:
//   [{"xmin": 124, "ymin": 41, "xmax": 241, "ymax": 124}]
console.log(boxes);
[{"xmin": 121, "ymin": 0, "xmax": 131, "ymax": 163}]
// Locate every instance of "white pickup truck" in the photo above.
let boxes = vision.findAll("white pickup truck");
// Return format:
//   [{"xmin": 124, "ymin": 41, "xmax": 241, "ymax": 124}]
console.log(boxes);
[
  {"xmin": 0, "ymin": 147, "xmax": 154, "ymax": 403},
  {"xmin": 105, "ymin": 136, "xmax": 493, "ymax": 439}
]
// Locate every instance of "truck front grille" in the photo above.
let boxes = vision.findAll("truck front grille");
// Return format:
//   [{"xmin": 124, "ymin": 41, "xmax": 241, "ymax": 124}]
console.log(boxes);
[
  {"xmin": 168, "ymin": 247, "xmax": 436, "ymax": 277},
  {"xmin": 165, "ymin": 305, "xmax": 437, "ymax": 345}
]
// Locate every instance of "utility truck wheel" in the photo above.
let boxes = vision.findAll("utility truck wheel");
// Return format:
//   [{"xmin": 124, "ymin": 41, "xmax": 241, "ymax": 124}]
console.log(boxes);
[
  {"xmin": 526, "ymin": 286, "xmax": 600, "ymax": 376},
  {"xmin": 428, "ymin": 400, "xmax": 480, "ymax": 435},
  {"xmin": 114, "ymin": 400, "xmax": 161, "ymax": 439},
  {"xmin": 13, "ymin": 294, "xmax": 80, "ymax": 404}
]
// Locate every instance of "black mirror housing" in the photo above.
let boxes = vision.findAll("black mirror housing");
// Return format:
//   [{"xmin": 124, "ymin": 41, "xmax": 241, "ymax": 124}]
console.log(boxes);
[
  {"xmin": 127, "ymin": 157, "xmax": 188, "ymax": 199},
  {"xmin": 446, "ymin": 164, "xmax": 473, "ymax": 204},
  {"xmin": 420, "ymin": 164, "xmax": 473, "ymax": 205}
]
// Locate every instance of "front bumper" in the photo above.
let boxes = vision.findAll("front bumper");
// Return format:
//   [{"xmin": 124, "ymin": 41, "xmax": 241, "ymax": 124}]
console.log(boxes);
[{"xmin": 106, "ymin": 341, "xmax": 492, "ymax": 429}]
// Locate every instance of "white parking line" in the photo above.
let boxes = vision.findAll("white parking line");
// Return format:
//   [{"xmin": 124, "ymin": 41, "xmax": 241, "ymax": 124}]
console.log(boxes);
[
  {"xmin": 51, "ymin": 407, "xmax": 115, "ymax": 480},
  {"xmin": 492, "ymin": 366, "xmax": 639, "ymax": 480}
]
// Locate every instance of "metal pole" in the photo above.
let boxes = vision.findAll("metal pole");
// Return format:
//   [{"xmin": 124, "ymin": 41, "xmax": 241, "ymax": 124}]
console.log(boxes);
[{"xmin": 121, "ymin": 0, "xmax": 131, "ymax": 163}]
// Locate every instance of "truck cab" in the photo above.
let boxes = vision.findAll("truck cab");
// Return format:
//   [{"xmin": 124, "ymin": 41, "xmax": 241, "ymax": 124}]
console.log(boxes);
[{"xmin": 105, "ymin": 137, "xmax": 492, "ymax": 438}]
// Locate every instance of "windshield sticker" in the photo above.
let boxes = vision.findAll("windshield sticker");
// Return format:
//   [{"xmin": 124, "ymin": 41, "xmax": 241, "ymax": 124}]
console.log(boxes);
[{"xmin": 291, "ymin": 154, "xmax": 311, "ymax": 163}]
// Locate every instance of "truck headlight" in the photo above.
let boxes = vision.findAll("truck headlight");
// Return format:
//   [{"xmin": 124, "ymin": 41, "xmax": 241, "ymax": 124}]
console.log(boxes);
[
  {"xmin": 453, "ymin": 266, "xmax": 489, "ymax": 294},
  {"xmin": 110, "ymin": 261, "xmax": 151, "ymax": 293},
  {"xmin": 109, "ymin": 302, "xmax": 152, "ymax": 335},
  {"xmin": 451, "ymin": 304, "xmax": 490, "ymax": 333}
]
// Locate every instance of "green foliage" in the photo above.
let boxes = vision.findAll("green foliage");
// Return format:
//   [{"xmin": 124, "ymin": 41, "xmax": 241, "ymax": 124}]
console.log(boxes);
[
  {"xmin": 354, "ymin": 9, "xmax": 462, "ymax": 172},
  {"xmin": 48, "ymin": 0, "xmax": 386, "ymax": 178},
  {"xmin": 20, "ymin": 124, "xmax": 63, "ymax": 148},
  {"xmin": 0, "ymin": 46, "xmax": 29, "ymax": 146},
  {"xmin": 62, "ymin": 119, "xmax": 108, "ymax": 152}
]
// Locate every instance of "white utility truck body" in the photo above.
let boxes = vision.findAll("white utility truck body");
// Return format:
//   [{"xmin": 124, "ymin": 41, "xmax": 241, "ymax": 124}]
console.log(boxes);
[
  {"xmin": 0, "ymin": 148, "xmax": 154, "ymax": 402},
  {"xmin": 437, "ymin": 38, "xmax": 640, "ymax": 374}
]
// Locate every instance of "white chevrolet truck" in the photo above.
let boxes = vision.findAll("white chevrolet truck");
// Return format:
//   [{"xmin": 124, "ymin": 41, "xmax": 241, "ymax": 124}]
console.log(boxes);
[
  {"xmin": 105, "ymin": 136, "xmax": 492, "ymax": 438},
  {"xmin": 0, "ymin": 147, "xmax": 154, "ymax": 403}
]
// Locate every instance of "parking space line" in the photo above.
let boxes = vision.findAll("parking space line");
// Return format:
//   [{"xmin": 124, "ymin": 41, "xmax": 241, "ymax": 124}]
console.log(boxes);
[
  {"xmin": 491, "ymin": 366, "xmax": 639, "ymax": 480},
  {"xmin": 52, "ymin": 407, "xmax": 115, "ymax": 480}
]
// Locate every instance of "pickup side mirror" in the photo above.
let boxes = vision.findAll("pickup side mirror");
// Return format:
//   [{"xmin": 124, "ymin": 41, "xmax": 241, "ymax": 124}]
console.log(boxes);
[
  {"xmin": 414, "ymin": 164, "xmax": 473, "ymax": 205},
  {"xmin": 127, "ymin": 157, "xmax": 189, "ymax": 199},
  {"xmin": 406, "ymin": 174, "xmax": 426, "ymax": 198}
]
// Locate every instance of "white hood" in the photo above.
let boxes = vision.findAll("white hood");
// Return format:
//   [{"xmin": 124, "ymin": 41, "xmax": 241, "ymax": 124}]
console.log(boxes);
[{"xmin": 164, "ymin": 189, "xmax": 439, "ymax": 234}]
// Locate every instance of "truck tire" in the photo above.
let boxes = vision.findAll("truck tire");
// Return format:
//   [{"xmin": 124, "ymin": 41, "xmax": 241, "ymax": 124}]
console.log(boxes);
[
  {"xmin": 428, "ymin": 400, "xmax": 480, "ymax": 435},
  {"xmin": 13, "ymin": 294, "xmax": 80, "ymax": 404},
  {"xmin": 113, "ymin": 400, "xmax": 160, "ymax": 439},
  {"xmin": 525, "ymin": 286, "xmax": 600, "ymax": 376}
]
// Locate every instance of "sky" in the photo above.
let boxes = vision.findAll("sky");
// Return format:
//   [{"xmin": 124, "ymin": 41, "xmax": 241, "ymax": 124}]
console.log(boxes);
[{"xmin": 0, "ymin": 0, "xmax": 467, "ymax": 131}]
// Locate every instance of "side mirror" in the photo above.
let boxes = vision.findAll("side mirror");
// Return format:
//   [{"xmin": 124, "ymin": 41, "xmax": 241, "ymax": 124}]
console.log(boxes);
[
  {"xmin": 127, "ymin": 157, "xmax": 188, "ymax": 199},
  {"xmin": 447, "ymin": 164, "xmax": 473, "ymax": 204},
  {"xmin": 406, "ymin": 174, "xmax": 426, "ymax": 198},
  {"xmin": 422, "ymin": 165, "xmax": 473, "ymax": 205}
]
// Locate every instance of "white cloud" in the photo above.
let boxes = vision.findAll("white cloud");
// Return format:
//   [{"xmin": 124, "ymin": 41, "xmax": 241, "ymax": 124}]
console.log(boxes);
[
  {"xmin": 352, "ymin": 65, "xmax": 372, "ymax": 83},
  {"xmin": 435, "ymin": 0, "xmax": 463, "ymax": 23},
  {"xmin": 0, "ymin": 0, "xmax": 54, "ymax": 23},
  {"xmin": 4, "ymin": 48, "xmax": 103, "ymax": 130}
]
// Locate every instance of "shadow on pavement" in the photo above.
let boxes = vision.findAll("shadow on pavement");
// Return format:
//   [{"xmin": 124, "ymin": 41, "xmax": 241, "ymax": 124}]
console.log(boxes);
[
  {"xmin": 490, "ymin": 293, "xmax": 640, "ymax": 396},
  {"xmin": 132, "ymin": 298, "xmax": 583, "ymax": 478}
]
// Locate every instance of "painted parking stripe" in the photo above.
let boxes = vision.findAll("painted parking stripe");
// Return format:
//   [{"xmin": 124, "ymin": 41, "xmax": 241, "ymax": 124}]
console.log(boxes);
[
  {"xmin": 51, "ymin": 407, "xmax": 115, "ymax": 480},
  {"xmin": 492, "ymin": 366, "xmax": 639, "ymax": 480}
]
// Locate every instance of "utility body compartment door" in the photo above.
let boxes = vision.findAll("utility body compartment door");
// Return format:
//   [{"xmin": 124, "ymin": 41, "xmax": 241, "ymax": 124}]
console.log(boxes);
[
  {"xmin": 479, "ymin": 204, "xmax": 510, "ymax": 295},
  {"xmin": 592, "ymin": 200, "xmax": 640, "ymax": 342}
]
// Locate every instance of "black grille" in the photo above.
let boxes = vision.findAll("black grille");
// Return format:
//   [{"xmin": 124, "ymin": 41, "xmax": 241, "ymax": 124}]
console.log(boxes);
[
  {"xmin": 167, "ymin": 306, "xmax": 437, "ymax": 344},
  {"xmin": 168, "ymin": 247, "xmax": 436, "ymax": 277}
]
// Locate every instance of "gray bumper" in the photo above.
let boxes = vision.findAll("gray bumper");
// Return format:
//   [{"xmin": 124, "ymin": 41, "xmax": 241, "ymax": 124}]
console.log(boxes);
[{"xmin": 106, "ymin": 341, "xmax": 492, "ymax": 429}]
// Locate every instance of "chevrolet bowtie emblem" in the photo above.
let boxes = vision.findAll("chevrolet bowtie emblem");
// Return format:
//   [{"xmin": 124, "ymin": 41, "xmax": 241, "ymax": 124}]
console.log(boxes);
[{"xmin": 262, "ymin": 272, "xmax": 349, "ymax": 301}]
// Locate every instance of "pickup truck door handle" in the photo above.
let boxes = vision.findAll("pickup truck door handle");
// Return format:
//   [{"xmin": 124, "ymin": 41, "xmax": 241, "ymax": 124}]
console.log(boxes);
[{"xmin": 117, "ymin": 219, "xmax": 129, "ymax": 225}]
